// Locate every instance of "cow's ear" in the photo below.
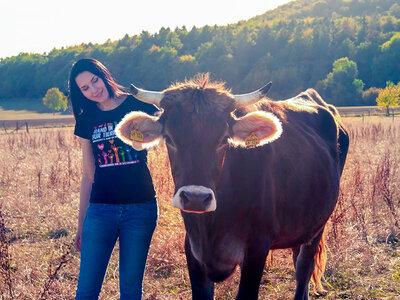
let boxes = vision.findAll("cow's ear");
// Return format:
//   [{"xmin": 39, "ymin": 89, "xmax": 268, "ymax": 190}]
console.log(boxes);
[
  {"xmin": 230, "ymin": 111, "xmax": 282, "ymax": 148},
  {"xmin": 115, "ymin": 111, "xmax": 163, "ymax": 151}
]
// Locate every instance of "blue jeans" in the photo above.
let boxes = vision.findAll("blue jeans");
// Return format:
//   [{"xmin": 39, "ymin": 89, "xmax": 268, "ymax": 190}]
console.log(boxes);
[{"xmin": 75, "ymin": 200, "xmax": 158, "ymax": 300}]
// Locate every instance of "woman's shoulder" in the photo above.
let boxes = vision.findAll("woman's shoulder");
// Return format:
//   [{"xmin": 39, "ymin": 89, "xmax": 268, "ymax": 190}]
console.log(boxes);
[{"xmin": 74, "ymin": 111, "xmax": 94, "ymax": 139}]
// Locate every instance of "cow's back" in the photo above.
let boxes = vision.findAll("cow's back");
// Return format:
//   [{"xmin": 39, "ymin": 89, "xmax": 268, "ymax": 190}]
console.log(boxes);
[{"xmin": 224, "ymin": 89, "xmax": 348, "ymax": 249}]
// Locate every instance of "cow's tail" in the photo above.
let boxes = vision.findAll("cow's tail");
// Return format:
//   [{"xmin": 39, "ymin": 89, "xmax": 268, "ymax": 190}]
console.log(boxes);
[{"xmin": 311, "ymin": 228, "xmax": 327, "ymax": 294}]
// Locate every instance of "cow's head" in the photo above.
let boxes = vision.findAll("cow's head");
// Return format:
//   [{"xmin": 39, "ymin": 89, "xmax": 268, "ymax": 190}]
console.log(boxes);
[{"xmin": 116, "ymin": 74, "xmax": 282, "ymax": 213}]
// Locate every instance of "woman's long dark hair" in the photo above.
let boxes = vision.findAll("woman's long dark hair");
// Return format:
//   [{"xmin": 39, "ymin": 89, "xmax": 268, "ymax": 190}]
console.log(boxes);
[{"xmin": 68, "ymin": 58, "xmax": 126, "ymax": 119}]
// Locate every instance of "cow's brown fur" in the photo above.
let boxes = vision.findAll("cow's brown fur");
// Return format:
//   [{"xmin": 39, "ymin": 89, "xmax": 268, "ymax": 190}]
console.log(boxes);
[{"xmin": 162, "ymin": 73, "xmax": 235, "ymax": 114}]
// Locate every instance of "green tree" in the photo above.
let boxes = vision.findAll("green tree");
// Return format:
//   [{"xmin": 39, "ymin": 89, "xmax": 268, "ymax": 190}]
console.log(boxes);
[
  {"xmin": 319, "ymin": 57, "xmax": 364, "ymax": 106},
  {"xmin": 374, "ymin": 33, "xmax": 400, "ymax": 86},
  {"xmin": 376, "ymin": 81, "xmax": 400, "ymax": 116},
  {"xmin": 42, "ymin": 87, "xmax": 68, "ymax": 113},
  {"xmin": 389, "ymin": 3, "xmax": 400, "ymax": 18}
]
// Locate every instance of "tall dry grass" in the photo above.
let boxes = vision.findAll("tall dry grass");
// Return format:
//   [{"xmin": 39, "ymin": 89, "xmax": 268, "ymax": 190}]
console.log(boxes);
[{"xmin": 0, "ymin": 117, "xmax": 399, "ymax": 299}]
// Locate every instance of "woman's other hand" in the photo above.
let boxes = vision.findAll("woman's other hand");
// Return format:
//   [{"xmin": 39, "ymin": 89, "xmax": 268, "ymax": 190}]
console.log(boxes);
[{"xmin": 74, "ymin": 230, "xmax": 82, "ymax": 251}]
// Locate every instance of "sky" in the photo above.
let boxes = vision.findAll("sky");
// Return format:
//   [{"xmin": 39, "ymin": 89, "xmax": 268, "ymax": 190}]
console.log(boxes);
[{"xmin": 0, "ymin": 0, "xmax": 292, "ymax": 59}]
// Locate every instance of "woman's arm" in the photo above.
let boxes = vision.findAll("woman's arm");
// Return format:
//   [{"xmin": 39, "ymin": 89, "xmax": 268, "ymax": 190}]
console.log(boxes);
[{"xmin": 74, "ymin": 137, "xmax": 95, "ymax": 250}]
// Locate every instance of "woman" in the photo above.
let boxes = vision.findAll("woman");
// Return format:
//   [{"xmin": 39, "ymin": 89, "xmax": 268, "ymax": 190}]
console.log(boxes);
[{"xmin": 69, "ymin": 58, "xmax": 158, "ymax": 299}]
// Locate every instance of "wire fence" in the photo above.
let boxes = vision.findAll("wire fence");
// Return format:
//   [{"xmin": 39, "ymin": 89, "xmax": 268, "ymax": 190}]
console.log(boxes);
[{"xmin": 337, "ymin": 106, "xmax": 400, "ymax": 117}]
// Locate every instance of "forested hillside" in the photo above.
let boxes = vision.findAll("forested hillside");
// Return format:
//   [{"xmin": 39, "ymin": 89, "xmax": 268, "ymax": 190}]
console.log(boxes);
[{"xmin": 1, "ymin": 0, "xmax": 399, "ymax": 106}]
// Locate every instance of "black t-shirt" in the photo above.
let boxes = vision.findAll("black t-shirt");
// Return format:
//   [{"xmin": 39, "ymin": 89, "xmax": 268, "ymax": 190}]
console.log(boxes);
[{"xmin": 74, "ymin": 95, "xmax": 158, "ymax": 204}]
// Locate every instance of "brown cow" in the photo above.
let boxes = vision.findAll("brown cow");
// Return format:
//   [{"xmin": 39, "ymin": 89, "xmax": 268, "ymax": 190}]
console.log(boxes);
[{"xmin": 115, "ymin": 74, "xmax": 349, "ymax": 300}]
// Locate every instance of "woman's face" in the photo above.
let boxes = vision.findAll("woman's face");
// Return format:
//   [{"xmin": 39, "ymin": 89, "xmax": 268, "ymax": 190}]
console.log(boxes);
[{"xmin": 75, "ymin": 71, "xmax": 110, "ymax": 103}]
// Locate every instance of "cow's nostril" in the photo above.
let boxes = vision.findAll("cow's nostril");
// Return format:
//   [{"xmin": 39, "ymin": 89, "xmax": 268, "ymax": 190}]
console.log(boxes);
[
  {"xmin": 203, "ymin": 194, "xmax": 213, "ymax": 207},
  {"xmin": 180, "ymin": 190, "xmax": 190, "ymax": 205}
]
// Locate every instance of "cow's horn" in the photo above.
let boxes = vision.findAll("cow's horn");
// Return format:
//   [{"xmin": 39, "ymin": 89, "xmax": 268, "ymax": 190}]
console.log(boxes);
[
  {"xmin": 130, "ymin": 84, "xmax": 164, "ymax": 106},
  {"xmin": 233, "ymin": 82, "xmax": 272, "ymax": 107}
]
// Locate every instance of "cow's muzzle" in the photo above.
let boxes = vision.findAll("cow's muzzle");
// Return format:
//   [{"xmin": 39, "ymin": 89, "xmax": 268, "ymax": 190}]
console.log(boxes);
[{"xmin": 172, "ymin": 185, "xmax": 216, "ymax": 213}]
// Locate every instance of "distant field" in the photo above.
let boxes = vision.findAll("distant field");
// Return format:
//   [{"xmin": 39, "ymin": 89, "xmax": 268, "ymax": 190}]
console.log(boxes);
[
  {"xmin": 0, "ymin": 98, "xmax": 74, "ymax": 130},
  {"xmin": 0, "ymin": 98, "xmax": 66, "ymax": 113}
]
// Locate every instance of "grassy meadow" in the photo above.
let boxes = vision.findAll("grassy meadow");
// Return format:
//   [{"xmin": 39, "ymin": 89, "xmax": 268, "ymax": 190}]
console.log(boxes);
[
  {"xmin": 0, "ymin": 98, "xmax": 71, "ymax": 119},
  {"xmin": 0, "ymin": 115, "xmax": 400, "ymax": 299}
]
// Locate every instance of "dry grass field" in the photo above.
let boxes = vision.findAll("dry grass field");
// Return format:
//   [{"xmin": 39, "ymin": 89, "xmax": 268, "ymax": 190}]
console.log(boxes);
[{"xmin": 0, "ymin": 115, "xmax": 400, "ymax": 299}]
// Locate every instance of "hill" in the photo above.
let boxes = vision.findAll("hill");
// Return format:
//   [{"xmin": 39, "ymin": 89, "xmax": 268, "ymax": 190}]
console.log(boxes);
[
  {"xmin": 0, "ymin": 0, "xmax": 399, "ymax": 106},
  {"xmin": 256, "ymin": 0, "xmax": 399, "ymax": 20}
]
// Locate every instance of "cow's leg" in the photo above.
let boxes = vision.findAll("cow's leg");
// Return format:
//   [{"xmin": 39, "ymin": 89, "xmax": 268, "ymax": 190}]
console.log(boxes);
[
  {"xmin": 236, "ymin": 244, "xmax": 270, "ymax": 300},
  {"xmin": 293, "ymin": 228, "xmax": 324, "ymax": 300},
  {"xmin": 185, "ymin": 234, "xmax": 214, "ymax": 300},
  {"xmin": 292, "ymin": 247, "xmax": 300, "ymax": 267}
]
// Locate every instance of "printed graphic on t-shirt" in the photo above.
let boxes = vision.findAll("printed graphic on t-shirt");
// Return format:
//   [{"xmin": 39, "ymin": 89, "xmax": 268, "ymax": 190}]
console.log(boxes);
[{"xmin": 92, "ymin": 121, "xmax": 140, "ymax": 168}]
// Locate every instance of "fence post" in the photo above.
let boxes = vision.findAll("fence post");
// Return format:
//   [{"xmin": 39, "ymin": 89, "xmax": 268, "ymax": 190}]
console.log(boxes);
[
  {"xmin": 25, "ymin": 122, "xmax": 29, "ymax": 133},
  {"xmin": 16, "ymin": 121, "xmax": 19, "ymax": 132},
  {"xmin": 2, "ymin": 123, "xmax": 7, "ymax": 134}
]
